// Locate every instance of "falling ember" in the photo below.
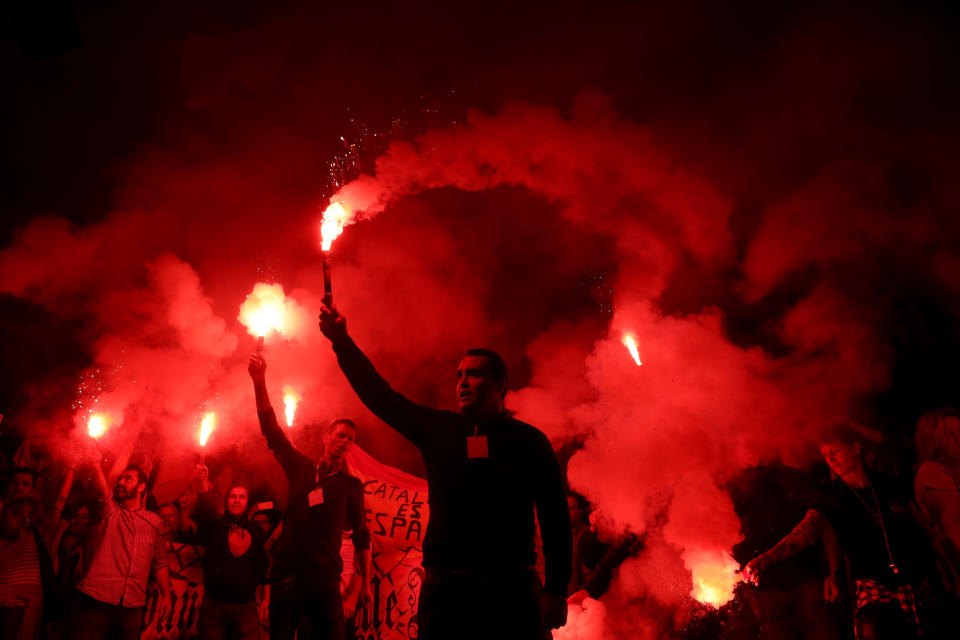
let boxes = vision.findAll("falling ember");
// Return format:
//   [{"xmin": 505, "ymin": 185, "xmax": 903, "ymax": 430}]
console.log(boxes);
[
  {"xmin": 320, "ymin": 201, "xmax": 351, "ymax": 251},
  {"xmin": 198, "ymin": 412, "xmax": 217, "ymax": 447},
  {"xmin": 283, "ymin": 387, "xmax": 300, "ymax": 427},
  {"xmin": 87, "ymin": 413, "xmax": 109, "ymax": 439},
  {"xmin": 690, "ymin": 552, "xmax": 741, "ymax": 608},
  {"xmin": 621, "ymin": 334, "xmax": 642, "ymax": 366},
  {"xmin": 238, "ymin": 283, "xmax": 290, "ymax": 340}
]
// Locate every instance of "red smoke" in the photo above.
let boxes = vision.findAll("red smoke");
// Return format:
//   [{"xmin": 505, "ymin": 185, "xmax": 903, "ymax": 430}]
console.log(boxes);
[{"xmin": 3, "ymin": 4, "xmax": 959, "ymax": 637}]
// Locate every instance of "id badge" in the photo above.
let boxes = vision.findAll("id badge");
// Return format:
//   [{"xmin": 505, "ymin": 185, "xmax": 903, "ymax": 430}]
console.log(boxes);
[
  {"xmin": 308, "ymin": 488, "xmax": 324, "ymax": 507},
  {"xmin": 467, "ymin": 435, "xmax": 489, "ymax": 459}
]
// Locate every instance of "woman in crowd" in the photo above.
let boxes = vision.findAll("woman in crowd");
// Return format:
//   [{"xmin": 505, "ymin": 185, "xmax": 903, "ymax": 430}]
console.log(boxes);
[
  {"xmin": 914, "ymin": 408, "xmax": 960, "ymax": 583},
  {"xmin": 197, "ymin": 484, "xmax": 269, "ymax": 640}
]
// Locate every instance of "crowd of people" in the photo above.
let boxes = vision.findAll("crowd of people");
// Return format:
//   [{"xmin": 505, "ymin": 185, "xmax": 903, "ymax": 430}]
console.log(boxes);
[{"xmin": 0, "ymin": 303, "xmax": 958, "ymax": 640}]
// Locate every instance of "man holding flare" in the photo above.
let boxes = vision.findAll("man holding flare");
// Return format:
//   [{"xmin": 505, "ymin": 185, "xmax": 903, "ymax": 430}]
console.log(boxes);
[
  {"xmin": 248, "ymin": 352, "xmax": 371, "ymax": 640},
  {"xmin": 318, "ymin": 301, "xmax": 572, "ymax": 640}
]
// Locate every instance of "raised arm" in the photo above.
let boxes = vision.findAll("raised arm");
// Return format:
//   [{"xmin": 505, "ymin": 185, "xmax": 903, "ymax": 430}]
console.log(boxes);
[
  {"xmin": 90, "ymin": 456, "xmax": 111, "ymax": 502},
  {"xmin": 319, "ymin": 304, "xmax": 439, "ymax": 446},
  {"xmin": 49, "ymin": 465, "xmax": 76, "ymax": 524},
  {"xmin": 248, "ymin": 354, "xmax": 310, "ymax": 476},
  {"xmin": 743, "ymin": 509, "xmax": 829, "ymax": 584}
]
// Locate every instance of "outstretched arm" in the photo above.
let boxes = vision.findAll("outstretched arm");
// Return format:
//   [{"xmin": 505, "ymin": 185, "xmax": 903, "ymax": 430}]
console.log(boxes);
[
  {"xmin": 248, "ymin": 354, "xmax": 309, "ymax": 476},
  {"xmin": 319, "ymin": 304, "xmax": 440, "ymax": 447},
  {"xmin": 743, "ymin": 509, "xmax": 828, "ymax": 584}
]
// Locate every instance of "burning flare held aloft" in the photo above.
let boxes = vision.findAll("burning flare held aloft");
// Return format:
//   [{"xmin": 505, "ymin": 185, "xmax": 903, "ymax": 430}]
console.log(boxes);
[
  {"xmin": 622, "ymin": 333, "xmax": 642, "ymax": 366},
  {"xmin": 87, "ymin": 413, "xmax": 110, "ymax": 439},
  {"xmin": 198, "ymin": 412, "xmax": 217, "ymax": 447},
  {"xmin": 238, "ymin": 283, "xmax": 296, "ymax": 346},
  {"xmin": 320, "ymin": 201, "xmax": 351, "ymax": 252},
  {"xmin": 283, "ymin": 387, "xmax": 300, "ymax": 427},
  {"xmin": 688, "ymin": 551, "xmax": 741, "ymax": 608},
  {"xmin": 319, "ymin": 201, "xmax": 353, "ymax": 307}
]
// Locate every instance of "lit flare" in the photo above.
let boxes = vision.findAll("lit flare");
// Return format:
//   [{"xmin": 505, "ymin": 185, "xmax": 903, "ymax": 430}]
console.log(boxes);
[
  {"xmin": 87, "ymin": 413, "xmax": 109, "ymax": 439},
  {"xmin": 621, "ymin": 334, "xmax": 642, "ymax": 366},
  {"xmin": 238, "ymin": 283, "xmax": 291, "ymax": 339},
  {"xmin": 690, "ymin": 552, "xmax": 741, "ymax": 608},
  {"xmin": 320, "ymin": 201, "xmax": 351, "ymax": 251},
  {"xmin": 198, "ymin": 412, "xmax": 217, "ymax": 447},
  {"xmin": 283, "ymin": 387, "xmax": 301, "ymax": 427}
]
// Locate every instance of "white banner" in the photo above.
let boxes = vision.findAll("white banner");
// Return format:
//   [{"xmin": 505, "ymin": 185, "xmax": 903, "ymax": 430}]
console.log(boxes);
[{"xmin": 345, "ymin": 446, "xmax": 429, "ymax": 640}]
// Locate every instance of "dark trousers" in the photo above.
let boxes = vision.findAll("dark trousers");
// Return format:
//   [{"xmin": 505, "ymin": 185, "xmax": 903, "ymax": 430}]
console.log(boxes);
[
  {"xmin": 69, "ymin": 592, "xmax": 143, "ymax": 640},
  {"xmin": 418, "ymin": 568, "xmax": 543, "ymax": 640},
  {"xmin": 0, "ymin": 607, "xmax": 26, "ymax": 640},
  {"xmin": 197, "ymin": 598, "xmax": 260, "ymax": 640},
  {"xmin": 742, "ymin": 580, "xmax": 845, "ymax": 640},
  {"xmin": 269, "ymin": 576, "xmax": 343, "ymax": 640},
  {"xmin": 856, "ymin": 602, "xmax": 919, "ymax": 640}
]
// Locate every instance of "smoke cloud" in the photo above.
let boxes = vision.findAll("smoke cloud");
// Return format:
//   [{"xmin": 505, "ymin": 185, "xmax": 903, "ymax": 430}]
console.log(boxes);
[{"xmin": 2, "ymin": 3, "xmax": 959, "ymax": 637}]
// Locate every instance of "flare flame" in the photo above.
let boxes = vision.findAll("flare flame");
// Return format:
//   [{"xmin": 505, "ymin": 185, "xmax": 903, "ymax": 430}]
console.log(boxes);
[
  {"xmin": 198, "ymin": 412, "xmax": 217, "ymax": 447},
  {"xmin": 283, "ymin": 387, "xmax": 300, "ymax": 427},
  {"xmin": 320, "ymin": 201, "xmax": 351, "ymax": 251},
  {"xmin": 689, "ymin": 552, "xmax": 741, "ymax": 608},
  {"xmin": 621, "ymin": 334, "xmax": 642, "ymax": 366},
  {"xmin": 238, "ymin": 283, "xmax": 292, "ymax": 339},
  {"xmin": 87, "ymin": 413, "xmax": 109, "ymax": 439}
]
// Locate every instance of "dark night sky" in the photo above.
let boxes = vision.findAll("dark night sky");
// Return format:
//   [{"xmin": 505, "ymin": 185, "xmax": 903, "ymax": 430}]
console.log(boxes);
[{"xmin": 3, "ymin": 0, "xmax": 960, "ymax": 437}]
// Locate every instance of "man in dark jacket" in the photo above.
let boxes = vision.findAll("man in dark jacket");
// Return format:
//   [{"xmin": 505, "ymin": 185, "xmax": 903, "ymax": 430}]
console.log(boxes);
[
  {"xmin": 319, "ymin": 304, "xmax": 572, "ymax": 640},
  {"xmin": 196, "ymin": 484, "xmax": 268, "ymax": 640},
  {"xmin": 248, "ymin": 354, "xmax": 371, "ymax": 640}
]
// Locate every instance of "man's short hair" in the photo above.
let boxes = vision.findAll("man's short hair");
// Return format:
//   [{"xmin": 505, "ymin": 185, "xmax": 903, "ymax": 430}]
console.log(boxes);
[
  {"xmin": 819, "ymin": 422, "xmax": 867, "ymax": 448},
  {"xmin": 124, "ymin": 466, "xmax": 148, "ymax": 487},
  {"xmin": 464, "ymin": 348, "xmax": 508, "ymax": 397},
  {"xmin": 329, "ymin": 418, "xmax": 357, "ymax": 433}
]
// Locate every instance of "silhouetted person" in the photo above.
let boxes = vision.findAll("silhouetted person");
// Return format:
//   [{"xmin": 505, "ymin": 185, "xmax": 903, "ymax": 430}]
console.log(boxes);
[{"xmin": 319, "ymin": 304, "xmax": 572, "ymax": 640}]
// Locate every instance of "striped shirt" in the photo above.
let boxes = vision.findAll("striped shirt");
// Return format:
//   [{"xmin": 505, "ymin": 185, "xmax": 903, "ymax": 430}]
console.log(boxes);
[
  {"xmin": 0, "ymin": 533, "xmax": 41, "ymax": 588},
  {"xmin": 78, "ymin": 498, "xmax": 167, "ymax": 608}
]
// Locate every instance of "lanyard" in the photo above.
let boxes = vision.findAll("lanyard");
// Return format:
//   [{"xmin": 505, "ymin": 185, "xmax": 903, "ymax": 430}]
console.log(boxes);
[{"xmin": 846, "ymin": 482, "xmax": 899, "ymax": 575}]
